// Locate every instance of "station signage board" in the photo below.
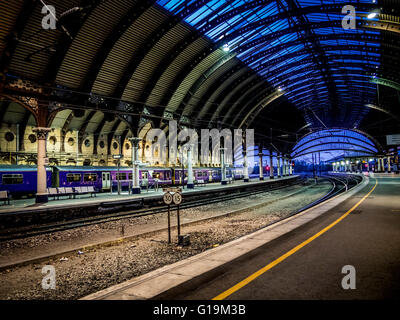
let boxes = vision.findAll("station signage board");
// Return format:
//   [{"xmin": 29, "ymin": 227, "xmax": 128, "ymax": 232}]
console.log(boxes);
[{"xmin": 386, "ymin": 134, "xmax": 400, "ymax": 145}]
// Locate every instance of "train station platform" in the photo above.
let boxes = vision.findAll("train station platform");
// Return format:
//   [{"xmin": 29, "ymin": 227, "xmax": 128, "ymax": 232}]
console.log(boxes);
[
  {"xmin": 0, "ymin": 175, "xmax": 298, "ymax": 216},
  {"xmin": 83, "ymin": 173, "xmax": 400, "ymax": 300}
]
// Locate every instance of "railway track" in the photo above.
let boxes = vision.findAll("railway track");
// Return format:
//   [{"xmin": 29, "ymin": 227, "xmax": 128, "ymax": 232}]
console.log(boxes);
[
  {"xmin": 0, "ymin": 173, "xmax": 364, "ymax": 273},
  {"xmin": 0, "ymin": 174, "xmax": 362, "ymax": 242},
  {"xmin": 292, "ymin": 173, "xmax": 362, "ymax": 214},
  {"xmin": 0, "ymin": 177, "xmax": 305, "ymax": 241}
]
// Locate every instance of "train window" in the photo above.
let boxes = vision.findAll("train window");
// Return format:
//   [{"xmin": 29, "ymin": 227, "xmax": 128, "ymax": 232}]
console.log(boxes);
[
  {"xmin": 84, "ymin": 173, "xmax": 97, "ymax": 182},
  {"xmin": 152, "ymin": 172, "xmax": 160, "ymax": 179},
  {"xmin": 2, "ymin": 174, "xmax": 23, "ymax": 184},
  {"xmin": 67, "ymin": 174, "xmax": 81, "ymax": 182},
  {"xmin": 128, "ymin": 173, "xmax": 132, "ymax": 180},
  {"xmin": 116, "ymin": 173, "xmax": 126, "ymax": 180}
]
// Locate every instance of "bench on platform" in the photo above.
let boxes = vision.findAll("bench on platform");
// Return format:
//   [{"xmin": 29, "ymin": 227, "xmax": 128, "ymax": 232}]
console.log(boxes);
[
  {"xmin": 47, "ymin": 188, "xmax": 60, "ymax": 200},
  {"xmin": 47, "ymin": 187, "xmax": 74, "ymax": 200},
  {"xmin": 0, "ymin": 190, "xmax": 11, "ymax": 205},
  {"xmin": 195, "ymin": 179, "xmax": 206, "ymax": 187},
  {"xmin": 58, "ymin": 187, "xmax": 75, "ymax": 199},
  {"xmin": 87, "ymin": 186, "xmax": 97, "ymax": 197},
  {"xmin": 74, "ymin": 186, "xmax": 97, "ymax": 197}
]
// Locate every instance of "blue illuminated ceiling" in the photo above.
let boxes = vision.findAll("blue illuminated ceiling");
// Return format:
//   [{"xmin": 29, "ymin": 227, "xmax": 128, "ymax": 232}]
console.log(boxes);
[
  {"xmin": 157, "ymin": 0, "xmax": 381, "ymax": 128},
  {"xmin": 291, "ymin": 128, "xmax": 379, "ymax": 160}
]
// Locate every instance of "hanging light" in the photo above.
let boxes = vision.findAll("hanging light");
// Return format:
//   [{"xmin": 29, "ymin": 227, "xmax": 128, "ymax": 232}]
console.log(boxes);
[{"xmin": 367, "ymin": 9, "xmax": 380, "ymax": 19}]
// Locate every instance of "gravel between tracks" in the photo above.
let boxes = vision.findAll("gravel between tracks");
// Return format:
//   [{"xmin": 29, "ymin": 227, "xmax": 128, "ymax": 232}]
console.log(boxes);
[{"xmin": 0, "ymin": 179, "xmax": 331, "ymax": 300}]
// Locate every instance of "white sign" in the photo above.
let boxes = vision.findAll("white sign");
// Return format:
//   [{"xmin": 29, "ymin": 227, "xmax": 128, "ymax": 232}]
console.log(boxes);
[
  {"xmin": 163, "ymin": 192, "xmax": 173, "ymax": 205},
  {"xmin": 172, "ymin": 192, "xmax": 182, "ymax": 205},
  {"xmin": 386, "ymin": 134, "xmax": 400, "ymax": 145}
]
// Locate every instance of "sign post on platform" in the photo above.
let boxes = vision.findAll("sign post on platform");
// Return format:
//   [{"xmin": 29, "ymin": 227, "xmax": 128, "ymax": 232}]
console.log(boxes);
[
  {"xmin": 163, "ymin": 187, "xmax": 183, "ymax": 243},
  {"xmin": 163, "ymin": 192, "xmax": 173, "ymax": 243},
  {"xmin": 173, "ymin": 192, "xmax": 183, "ymax": 237}
]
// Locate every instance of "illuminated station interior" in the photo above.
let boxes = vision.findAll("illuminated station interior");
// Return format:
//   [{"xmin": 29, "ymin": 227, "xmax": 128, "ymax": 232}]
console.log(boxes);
[{"xmin": 0, "ymin": 0, "xmax": 399, "ymax": 302}]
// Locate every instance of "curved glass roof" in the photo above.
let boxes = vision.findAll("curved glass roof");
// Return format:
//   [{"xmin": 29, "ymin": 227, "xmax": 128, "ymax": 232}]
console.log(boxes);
[
  {"xmin": 291, "ymin": 128, "xmax": 378, "ymax": 160},
  {"xmin": 157, "ymin": 0, "xmax": 380, "ymax": 128}
]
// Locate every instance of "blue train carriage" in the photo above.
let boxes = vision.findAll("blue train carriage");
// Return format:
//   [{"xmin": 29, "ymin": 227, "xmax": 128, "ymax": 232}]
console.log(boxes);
[
  {"xmin": 171, "ymin": 167, "xmax": 221, "ymax": 185},
  {"xmin": 231, "ymin": 167, "xmax": 244, "ymax": 179},
  {"xmin": 0, "ymin": 165, "xmax": 52, "ymax": 198},
  {"xmin": 144, "ymin": 167, "xmax": 173, "ymax": 186},
  {"xmin": 111, "ymin": 167, "xmax": 173, "ymax": 191},
  {"xmin": 54, "ymin": 166, "xmax": 105, "ymax": 191},
  {"xmin": 55, "ymin": 166, "xmax": 135, "ymax": 192}
]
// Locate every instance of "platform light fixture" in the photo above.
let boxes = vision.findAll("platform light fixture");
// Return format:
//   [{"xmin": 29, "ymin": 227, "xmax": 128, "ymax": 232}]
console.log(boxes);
[
  {"xmin": 222, "ymin": 44, "xmax": 230, "ymax": 52},
  {"xmin": 367, "ymin": 9, "xmax": 380, "ymax": 19}
]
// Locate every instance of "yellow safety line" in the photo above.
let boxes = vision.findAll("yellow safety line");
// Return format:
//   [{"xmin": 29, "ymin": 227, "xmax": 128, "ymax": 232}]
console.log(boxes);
[{"xmin": 212, "ymin": 178, "xmax": 378, "ymax": 300}]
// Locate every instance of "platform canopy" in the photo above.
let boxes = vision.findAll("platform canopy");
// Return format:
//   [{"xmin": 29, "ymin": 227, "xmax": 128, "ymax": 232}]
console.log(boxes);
[
  {"xmin": 0, "ymin": 0, "xmax": 399, "ymax": 157},
  {"xmin": 291, "ymin": 128, "xmax": 379, "ymax": 162}
]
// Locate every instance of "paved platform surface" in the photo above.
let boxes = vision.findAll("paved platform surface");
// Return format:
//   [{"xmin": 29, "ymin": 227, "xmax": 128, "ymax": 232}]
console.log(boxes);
[
  {"xmin": 170, "ymin": 174, "xmax": 400, "ymax": 300},
  {"xmin": 0, "ymin": 175, "xmax": 296, "ymax": 214},
  {"xmin": 83, "ymin": 173, "xmax": 395, "ymax": 300}
]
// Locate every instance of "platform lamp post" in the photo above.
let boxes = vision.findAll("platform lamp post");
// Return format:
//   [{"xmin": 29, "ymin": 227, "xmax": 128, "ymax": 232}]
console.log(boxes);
[
  {"xmin": 129, "ymin": 137, "xmax": 141, "ymax": 194},
  {"xmin": 220, "ymin": 147, "xmax": 227, "ymax": 185}
]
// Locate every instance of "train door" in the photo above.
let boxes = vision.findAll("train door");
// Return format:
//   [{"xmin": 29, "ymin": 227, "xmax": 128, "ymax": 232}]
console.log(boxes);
[{"xmin": 102, "ymin": 172, "xmax": 111, "ymax": 190}]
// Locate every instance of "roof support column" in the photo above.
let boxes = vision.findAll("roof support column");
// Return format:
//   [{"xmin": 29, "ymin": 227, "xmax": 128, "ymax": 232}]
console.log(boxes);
[
  {"xmin": 277, "ymin": 154, "xmax": 281, "ymax": 178},
  {"xmin": 129, "ymin": 137, "xmax": 141, "ymax": 194},
  {"xmin": 269, "ymin": 151, "xmax": 274, "ymax": 179},
  {"xmin": 243, "ymin": 150, "xmax": 249, "ymax": 182},
  {"xmin": 387, "ymin": 156, "xmax": 391, "ymax": 173},
  {"xmin": 187, "ymin": 146, "xmax": 194, "ymax": 189},
  {"xmin": 33, "ymin": 127, "xmax": 51, "ymax": 203},
  {"xmin": 259, "ymin": 151, "xmax": 264, "ymax": 181},
  {"xmin": 283, "ymin": 157, "xmax": 288, "ymax": 176}
]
